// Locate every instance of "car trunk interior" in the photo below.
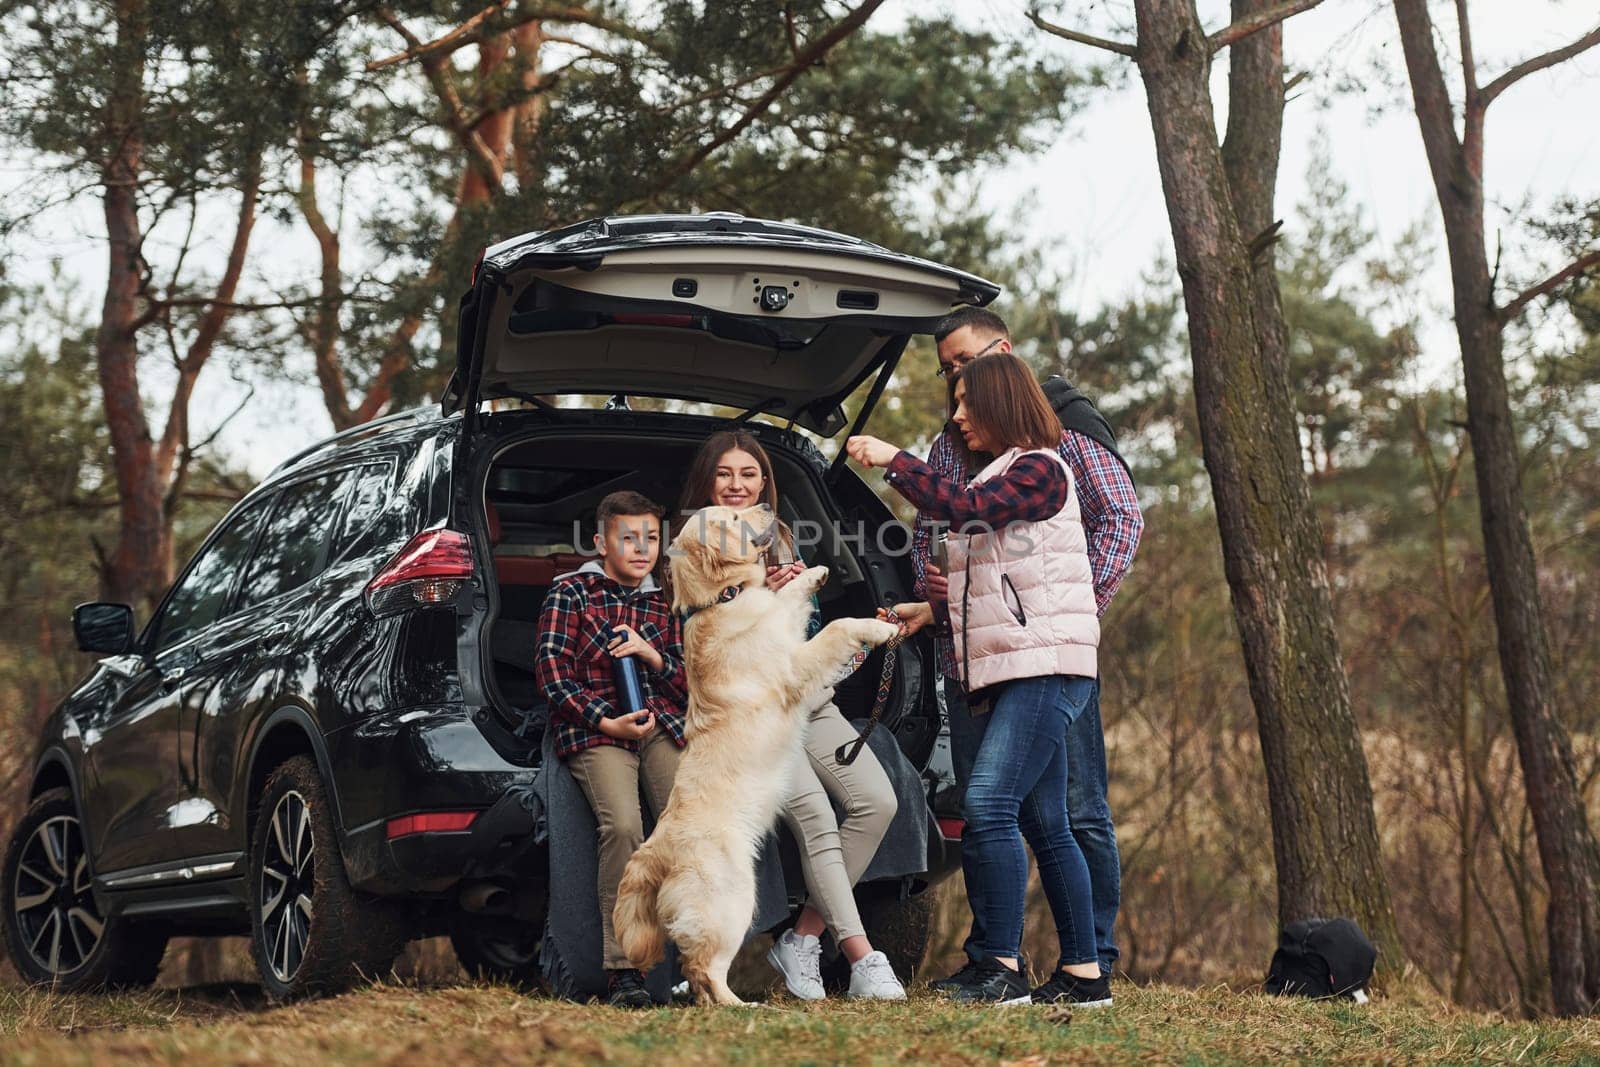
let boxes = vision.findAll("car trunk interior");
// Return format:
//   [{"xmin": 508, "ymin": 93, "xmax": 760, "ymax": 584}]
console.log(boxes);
[{"xmin": 480, "ymin": 429, "xmax": 887, "ymax": 745}]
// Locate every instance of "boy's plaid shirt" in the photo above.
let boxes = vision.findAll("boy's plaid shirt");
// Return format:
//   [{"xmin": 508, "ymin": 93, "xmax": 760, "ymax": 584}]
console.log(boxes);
[
  {"xmin": 534, "ymin": 569, "xmax": 688, "ymax": 760},
  {"xmin": 909, "ymin": 427, "xmax": 1145, "ymax": 679}
]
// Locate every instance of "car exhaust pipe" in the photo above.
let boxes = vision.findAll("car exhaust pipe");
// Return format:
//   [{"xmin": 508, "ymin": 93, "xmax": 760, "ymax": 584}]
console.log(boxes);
[{"xmin": 459, "ymin": 882, "xmax": 513, "ymax": 915}]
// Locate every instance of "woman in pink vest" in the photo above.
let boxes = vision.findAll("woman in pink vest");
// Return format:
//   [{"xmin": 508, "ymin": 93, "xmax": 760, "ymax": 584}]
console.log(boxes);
[{"xmin": 846, "ymin": 353, "xmax": 1108, "ymax": 1008}]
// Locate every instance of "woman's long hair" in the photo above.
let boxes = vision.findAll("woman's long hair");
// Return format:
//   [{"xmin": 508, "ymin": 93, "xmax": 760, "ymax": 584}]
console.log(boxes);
[{"xmin": 950, "ymin": 352, "xmax": 1062, "ymax": 469}]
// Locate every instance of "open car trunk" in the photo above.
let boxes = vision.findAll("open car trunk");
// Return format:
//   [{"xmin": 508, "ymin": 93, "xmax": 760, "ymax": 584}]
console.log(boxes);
[
  {"xmin": 477, "ymin": 425, "xmax": 902, "ymax": 751},
  {"xmin": 445, "ymin": 213, "xmax": 1000, "ymax": 435}
]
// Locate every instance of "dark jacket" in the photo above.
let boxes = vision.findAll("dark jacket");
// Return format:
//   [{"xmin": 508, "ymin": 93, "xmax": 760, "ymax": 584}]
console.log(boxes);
[{"xmin": 1041, "ymin": 375, "xmax": 1132, "ymax": 481}]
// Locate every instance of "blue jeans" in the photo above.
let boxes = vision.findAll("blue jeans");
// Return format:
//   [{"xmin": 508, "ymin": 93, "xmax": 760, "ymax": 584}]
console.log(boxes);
[{"xmin": 947, "ymin": 675, "xmax": 1121, "ymax": 974}]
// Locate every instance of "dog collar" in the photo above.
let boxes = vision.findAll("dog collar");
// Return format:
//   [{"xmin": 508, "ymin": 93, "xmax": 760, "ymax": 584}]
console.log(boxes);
[{"xmin": 680, "ymin": 584, "xmax": 743, "ymax": 621}]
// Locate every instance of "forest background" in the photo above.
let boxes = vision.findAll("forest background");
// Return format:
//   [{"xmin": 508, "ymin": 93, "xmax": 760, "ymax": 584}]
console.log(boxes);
[{"xmin": 1, "ymin": 0, "xmax": 1597, "ymax": 1019}]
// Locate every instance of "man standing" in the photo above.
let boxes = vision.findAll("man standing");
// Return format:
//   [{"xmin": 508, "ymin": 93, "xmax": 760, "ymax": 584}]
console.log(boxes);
[{"xmin": 915, "ymin": 307, "xmax": 1143, "ymax": 999}]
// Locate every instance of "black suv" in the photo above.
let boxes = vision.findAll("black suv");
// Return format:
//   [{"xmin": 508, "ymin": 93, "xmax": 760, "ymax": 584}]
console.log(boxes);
[{"xmin": 2, "ymin": 214, "xmax": 1000, "ymax": 999}]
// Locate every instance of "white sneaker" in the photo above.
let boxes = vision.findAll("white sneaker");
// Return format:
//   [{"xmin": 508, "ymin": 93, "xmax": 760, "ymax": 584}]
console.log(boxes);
[
  {"xmin": 766, "ymin": 929, "xmax": 825, "ymax": 1000},
  {"xmin": 847, "ymin": 951, "xmax": 907, "ymax": 1000}
]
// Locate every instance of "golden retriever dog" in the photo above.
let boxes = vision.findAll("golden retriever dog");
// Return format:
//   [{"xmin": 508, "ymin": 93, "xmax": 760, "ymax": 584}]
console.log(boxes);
[{"xmin": 611, "ymin": 504, "xmax": 899, "ymax": 1005}]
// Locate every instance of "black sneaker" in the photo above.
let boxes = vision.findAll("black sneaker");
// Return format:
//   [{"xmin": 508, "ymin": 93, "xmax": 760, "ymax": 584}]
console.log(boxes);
[
  {"xmin": 932, "ymin": 951, "xmax": 1032, "ymax": 996},
  {"xmin": 929, "ymin": 957, "xmax": 983, "ymax": 996},
  {"xmin": 948, "ymin": 957, "xmax": 1032, "ymax": 1005},
  {"xmin": 1030, "ymin": 969, "xmax": 1113, "ymax": 1008},
  {"xmin": 606, "ymin": 968, "xmax": 653, "ymax": 1009}
]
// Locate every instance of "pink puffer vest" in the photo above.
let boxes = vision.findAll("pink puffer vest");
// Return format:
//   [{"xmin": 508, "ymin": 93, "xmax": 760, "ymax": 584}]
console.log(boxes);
[{"xmin": 946, "ymin": 447, "xmax": 1099, "ymax": 691}]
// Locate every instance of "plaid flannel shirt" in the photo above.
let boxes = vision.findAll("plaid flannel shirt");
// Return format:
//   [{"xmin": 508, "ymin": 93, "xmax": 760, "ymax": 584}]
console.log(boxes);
[
  {"xmin": 534, "ymin": 568, "xmax": 689, "ymax": 760},
  {"xmin": 888, "ymin": 447, "xmax": 1069, "ymax": 526},
  {"xmin": 908, "ymin": 428, "xmax": 1144, "ymax": 678}
]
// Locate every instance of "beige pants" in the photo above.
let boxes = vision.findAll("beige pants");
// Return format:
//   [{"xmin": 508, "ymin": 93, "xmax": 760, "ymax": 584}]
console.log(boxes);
[
  {"xmin": 567, "ymin": 729, "xmax": 684, "ymax": 970},
  {"xmin": 778, "ymin": 700, "xmax": 898, "ymax": 942}
]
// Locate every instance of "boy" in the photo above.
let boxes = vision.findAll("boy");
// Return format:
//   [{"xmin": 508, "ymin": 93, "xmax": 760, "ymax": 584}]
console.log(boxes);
[{"xmin": 535, "ymin": 490, "xmax": 688, "ymax": 1008}]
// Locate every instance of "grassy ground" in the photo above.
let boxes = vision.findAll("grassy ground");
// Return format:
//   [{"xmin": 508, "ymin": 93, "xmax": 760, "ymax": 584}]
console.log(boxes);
[{"xmin": 4, "ymin": 980, "xmax": 1599, "ymax": 1066}]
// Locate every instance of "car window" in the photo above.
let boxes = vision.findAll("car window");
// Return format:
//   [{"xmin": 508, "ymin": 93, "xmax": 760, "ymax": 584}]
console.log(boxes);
[
  {"xmin": 237, "ymin": 470, "xmax": 352, "ymax": 611},
  {"xmin": 154, "ymin": 498, "xmax": 270, "ymax": 651},
  {"xmin": 333, "ymin": 461, "xmax": 409, "ymax": 562}
]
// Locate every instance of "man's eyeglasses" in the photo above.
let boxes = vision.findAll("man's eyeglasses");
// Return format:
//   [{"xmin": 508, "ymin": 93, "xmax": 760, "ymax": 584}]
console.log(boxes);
[{"xmin": 936, "ymin": 336, "xmax": 1003, "ymax": 378}]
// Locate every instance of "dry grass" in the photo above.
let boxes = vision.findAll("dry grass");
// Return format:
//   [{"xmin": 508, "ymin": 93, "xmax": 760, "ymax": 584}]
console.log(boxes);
[{"xmin": 3, "ymin": 979, "xmax": 1599, "ymax": 1066}]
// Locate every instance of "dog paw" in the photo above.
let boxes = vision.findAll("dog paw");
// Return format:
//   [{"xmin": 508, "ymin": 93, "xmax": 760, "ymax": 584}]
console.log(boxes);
[
  {"xmin": 791, "ymin": 565, "xmax": 829, "ymax": 595},
  {"xmin": 856, "ymin": 619, "xmax": 901, "ymax": 647}
]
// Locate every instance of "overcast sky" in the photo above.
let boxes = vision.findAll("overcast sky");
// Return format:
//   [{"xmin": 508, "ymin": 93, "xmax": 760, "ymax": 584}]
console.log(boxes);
[
  {"xmin": 978, "ymin": 0, "xmax": 1600, "ymax": 335},
  {"xmin": 8, "ymin": 0, "xmax": 1599, "ymax": 478}
]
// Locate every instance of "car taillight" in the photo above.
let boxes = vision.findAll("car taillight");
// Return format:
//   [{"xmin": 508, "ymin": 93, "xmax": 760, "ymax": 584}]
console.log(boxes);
[
  {"xmin": 937, "ymin": 817, "xmax": 965, "ymax": 841},
  {"xmin": 386, "ymin": 811, "xmax": 479, "ymax": 839},
  {"xmin": 365, "ymin": 529, "xmax": 473, "ymax": 616}
]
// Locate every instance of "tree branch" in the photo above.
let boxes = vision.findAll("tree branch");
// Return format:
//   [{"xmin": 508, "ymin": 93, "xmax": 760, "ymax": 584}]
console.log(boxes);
[
  {"xmin": 378, "ymin": 7, "xmax": 505, "ymax": 194},
  {"xmin": 1453, "ymin": 0, "xmax": 1477, "ymax": 100},
  {"xmin": 1497, "ymin": 250, "xmax": 1600, "ymax": 322},
  {"xmin": 368, "ymin": 0, "xmax": 509, "ymax": 71},
  {"xmin": 1455, "ymin": 0, "xmax": 1483, "ymax": 174},
  {"xmin": 1026, "ymin": 8, "xmax": 1136, "ymax": 58},
  {"xmin": 365, "ymin": 1, "xmax": 650, "ymax": 71},
  {"xmin": 784, "ymin": 3, "xmax": 801, "ymax": 61},
  {"xmin": 156, "ymin": 154, "xmax": 263, "ymax": 491},
  {"xmin": 627, "ymin": 0, "xmax": 891, "ymax": 205},
  {"xmin": 1479, "ymin": 22, "xmax": 1600, "ymax": 108},
  {"xmin": 652, "ymin": 63, "xmax": 790, "ymax": 116},
  {"xmin": 1208, "ymin": 0, "xmax": 1323, "ymax": 53},
  {"xmin": 165, "ymin": 385, "xmax": 255, "ymax": 516}
]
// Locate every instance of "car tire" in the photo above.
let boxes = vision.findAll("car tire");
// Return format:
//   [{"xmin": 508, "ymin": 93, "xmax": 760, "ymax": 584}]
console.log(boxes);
[
  {"xmin": 821, "ymin": 883, "xmax": 934, "ymax": 992},
  {"xmin": 449, "ymin": 910, "xmax": 545, "ymax": 989},
  {"xmin": 2, "ymin": 787, "xmax": 168, "ymax": 990},
  {"xmin": 248, "ymin": 756, "xmax": 403, "ymax": 1001}
]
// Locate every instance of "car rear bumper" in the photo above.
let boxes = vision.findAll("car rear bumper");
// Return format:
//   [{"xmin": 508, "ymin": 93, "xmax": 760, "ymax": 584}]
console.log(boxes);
[
  {"xmin": 325, "ymin": 704, "xmax": 543, "ymax": 894},
  {"xmin": 343, "ymin": 787, "xmax": 545, "ymax": 895}
]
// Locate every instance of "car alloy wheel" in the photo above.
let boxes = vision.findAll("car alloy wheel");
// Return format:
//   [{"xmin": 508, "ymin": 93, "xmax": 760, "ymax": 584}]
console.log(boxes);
[
  {"xmin": 11, "ymin": 813, "xmax": 104, "ymax": 976},
  {"xmin": 260, "ymin": 790, "xmax": 315, "ymax": 984}
]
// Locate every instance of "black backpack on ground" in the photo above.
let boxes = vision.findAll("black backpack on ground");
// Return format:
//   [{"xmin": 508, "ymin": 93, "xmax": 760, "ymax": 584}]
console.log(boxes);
[{"xmin": 1264, "ymin": 917, "xmax": 1376, "ymax": 1000}]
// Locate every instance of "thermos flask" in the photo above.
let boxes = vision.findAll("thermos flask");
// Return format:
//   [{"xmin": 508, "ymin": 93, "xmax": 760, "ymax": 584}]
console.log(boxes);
[{"xmin": 605, "ymin": 623, "xmax": 647, "ymax": 716}]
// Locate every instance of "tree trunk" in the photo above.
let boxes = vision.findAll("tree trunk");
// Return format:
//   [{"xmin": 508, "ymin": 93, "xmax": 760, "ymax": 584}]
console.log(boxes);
[
  {"xmin": 511, "ymin": 22, "xmax": 546, "ymax": 189},
  {"xmin": 1131, "ymin": 0, "xmax": 1404, "ymax": 967},
  {"xmin": 1394, "ymin": 0, "xmax": 1600, "ymax": 1016},
  {"xmin": 459, "ymin": 30, "xmax": 511, "ymax": 204},
  {"xmin": 297, "ymin": 118, "xmax": 354, "ymax": 430},
  {"xmin": 96, "ymin": 0, "xmax": 168, "ymax": 609}
]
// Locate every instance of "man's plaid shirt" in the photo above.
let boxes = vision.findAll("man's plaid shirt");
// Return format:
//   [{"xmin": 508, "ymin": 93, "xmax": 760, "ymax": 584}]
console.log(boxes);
[
  {"xmin": 534, "ymin": 567, "xmax": 688, "ymax": 760},
  {"xmin": 909, "ymin": 427, "xmax": 1144, "ymax": 678}
]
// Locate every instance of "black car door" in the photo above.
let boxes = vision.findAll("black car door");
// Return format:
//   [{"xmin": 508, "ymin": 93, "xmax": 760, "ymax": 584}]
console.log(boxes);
[
  {"xmin": 172, "ymin": 468, "xmax": 355, "ymax": 861},
  {"xmin": 80, "ymin": 498, "xmax": 270, "ymax": 875}
]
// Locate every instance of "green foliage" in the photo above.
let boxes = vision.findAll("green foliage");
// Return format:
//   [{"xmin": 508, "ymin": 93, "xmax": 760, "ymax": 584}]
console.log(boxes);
[
  {"xmin": 306, "ymin": 4, "xmax": 1088, "ymax": 406},
  {"xmin": 1279, "ymin": 134, "xmax": 1422, "ymax": 481},
  {"xmin": 0, "ymin": 0, "xmax": 324, "ymax": 200},
  {"xmin": 0, "ymin": 277, "xmax": 242, "ymax": 727}
]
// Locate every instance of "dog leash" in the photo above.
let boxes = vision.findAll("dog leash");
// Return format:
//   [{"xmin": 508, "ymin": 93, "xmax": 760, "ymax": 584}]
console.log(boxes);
[{"xmin": 835, "ymin": 609, "xmax": 904, "ymax": 767}]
